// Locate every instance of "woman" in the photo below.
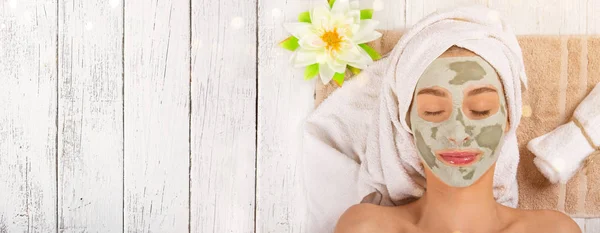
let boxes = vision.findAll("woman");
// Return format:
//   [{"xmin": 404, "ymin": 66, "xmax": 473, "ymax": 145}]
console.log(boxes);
[{"xmin": 333, "ymin": 46, "xmax": 581, "ymax": 233}]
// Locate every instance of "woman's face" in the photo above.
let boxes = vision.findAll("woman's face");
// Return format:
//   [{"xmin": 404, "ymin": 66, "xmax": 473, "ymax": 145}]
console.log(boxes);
[{"xmin": 409, "ymin": 55, "xmax": 509, "ymax": 187}]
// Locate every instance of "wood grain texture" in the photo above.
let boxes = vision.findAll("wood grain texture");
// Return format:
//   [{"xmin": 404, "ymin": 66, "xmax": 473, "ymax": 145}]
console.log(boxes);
[
  {"xmin": 405, "ymin": 0, "xmax": 488, "ymax": 26},
  {"xmin": 488, "ymin": 0, "xmax": 587, "ymax": 35},
  {"xmin": 123, "ymin": 0, "xmax": 190, "ymax": 232},
  {"xmin": 360, "ymin": 0, "xmax": 405, "ymax": 29},
  {"xmin": 585, "ymin": 218, "xmax": 600, "ymax": 233},
  {"xmin": 257, "ymin": 1, "xmax": 316, "ymax": 232},
  {"xmin": 574, "ymin": 218, "xmax": 586, "ymax": 232},
  {"xmin": 405, "ymin": 0, "xmax": 588, "ymax": 34},
  {"xmin": 58, "ymin": 0, "xmax": 123, "ymax": 232},
  {"xmin": 589, "ymin": 0, "xmax": 600, "ymax": 34},
  {"xmin": 0, "ymin": 0, "xmax": 57, "ymax": 232},
  {"xmin": 191, "ymin": 0, "xmax": 257, "ymax": 232}
]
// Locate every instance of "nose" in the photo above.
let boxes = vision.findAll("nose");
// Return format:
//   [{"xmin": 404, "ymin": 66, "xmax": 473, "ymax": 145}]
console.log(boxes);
[{"xmin": 448, "ymin": 136, "xmax": 470, "ymax": 146}]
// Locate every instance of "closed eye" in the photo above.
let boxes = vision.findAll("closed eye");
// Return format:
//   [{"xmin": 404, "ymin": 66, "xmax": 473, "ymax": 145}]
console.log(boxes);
[
  {"xmin": 424, "ymin": 111, "xmax": 445, "ymax": 116},
  {"xmin": 471, "ymin": 110, "xmax": 491, "ymax": 116}
]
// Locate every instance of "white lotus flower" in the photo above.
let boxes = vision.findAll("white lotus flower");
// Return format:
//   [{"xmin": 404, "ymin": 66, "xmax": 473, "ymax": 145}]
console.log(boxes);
[{"xmin": 284, "ymin": 0, "xmax": 382, "ymax": 84}]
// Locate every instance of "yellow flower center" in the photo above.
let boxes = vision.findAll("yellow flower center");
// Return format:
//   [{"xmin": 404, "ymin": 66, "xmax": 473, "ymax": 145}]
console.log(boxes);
[{"xmin": 321, "ymin": 29, "xmax": 343, "ymax": 52}]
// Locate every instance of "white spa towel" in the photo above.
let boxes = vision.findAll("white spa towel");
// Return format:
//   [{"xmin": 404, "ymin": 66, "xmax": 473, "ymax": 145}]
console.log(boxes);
[
  {"xmin": 573, "ymin": 83, "xmax": 600, "ymax": 148},
  {"xmin": 529, "ymin": 83, "xmax": 600, "ymax": 184},
  {"xmin": 302, "ymin": 4, "xmax": 528, "ymax": 233}
]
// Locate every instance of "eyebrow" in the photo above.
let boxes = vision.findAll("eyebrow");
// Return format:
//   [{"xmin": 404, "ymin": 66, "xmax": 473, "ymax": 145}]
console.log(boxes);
[
  {"xmin": 417, "ymin": 88, "xmax": 447, "ymax": 97},
  {"xmin": 467, "ymin": 87, "xmax": 497, "ymax": 96}
]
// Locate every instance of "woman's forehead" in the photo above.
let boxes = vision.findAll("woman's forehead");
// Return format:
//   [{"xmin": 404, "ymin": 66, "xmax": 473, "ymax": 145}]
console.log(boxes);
[{"xmin": 416, "ymin": 56, "xmax": 504, "ymax": 92}]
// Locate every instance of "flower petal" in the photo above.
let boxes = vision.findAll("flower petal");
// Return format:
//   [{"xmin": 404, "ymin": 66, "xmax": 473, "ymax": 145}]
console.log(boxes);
[
  {"xmin": 354, "ymin": 30, "xmax": 382, "ymax": 44},
  {"xmin": 291, "ymin": 49, "xmax": 321, "ymax": 68},
  {"xmin": 337, "ymin": 44, "xmax": 363, "ymax": 62},
  {"xmin": 327, "ymin": 58, "xmax": 347, "ymax": 73},
  {"xmin": 311, "ymin": 6, "xmax": 331, "ymax": 28},
  {"xmin": 298, "ymin": 34, "xmax": 326, "ymax": 50},
  {"xmin": 319, "ymin": 62, "xmax": 336, "ymax": 84},
  {"xmin": 337, "ymin": 40, "xmax": 354, "ymax": 52},
  {"xmin": 346, "ymin": 47, "xmax": 374, "ymax": 69},
  {"xmin": 336, "ymin": 44, "xmax": 373, "ymax": 69},
  {"xmin": 284, "ymin": 22, "xmax": 313, "ymax": 39},
  {"xmin": 352, "ymin": 19, "xmax": 381, "ymax": 44},
  {"xmin": 347, "ymin": 10, "xmax": 361, "ymax": 24},
  {"xmin": 331, "ymin": 0, "xmax": 350, "ymax": 14},
  {"xmin": 359, "ymin": 19, "xmax": 379, "ymax": 32}
]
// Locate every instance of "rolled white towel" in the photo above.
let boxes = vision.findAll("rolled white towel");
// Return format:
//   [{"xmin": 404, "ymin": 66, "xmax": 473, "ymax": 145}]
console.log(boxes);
[
  {"xmin": 528, "ymin": 83, "xmax": 600, "ymax": 184},
  {"xmin": 528, "ymin": 121, "xmax": 595, "ymax": 184},
  {"xmin": 573, "ymin": 83, "xmax": 600, "ymax": 148}
]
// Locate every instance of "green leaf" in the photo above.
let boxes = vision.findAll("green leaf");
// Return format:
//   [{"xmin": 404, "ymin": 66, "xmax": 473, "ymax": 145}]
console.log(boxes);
[
  {"xmin": 298, "ymin": 11, "xmax": 311, "ymax": 23},
  {"xmin": 360, "ymin": 9, "xmax": 374, "ymax": 20},
  {"xmin": 359, "ymin": 43, "xmax": 382, "ymax": 61},
  {"xmin": 348, "ymin": 65, "xmax": 361, "ymax": 75},
  {"xmin": 328, "ymin": 0, "xmax": 336, "ymax": 8},
  {"xmin": 305, "ymin": 64, "xmax": 319, "ymax": 80},
  {"xmin": 332, "ymin": 72, "xmax": 345, "ymax": 86},
  {"xmin": 279, "ymin": 36, "xmax": 300, "ymax": 51}
]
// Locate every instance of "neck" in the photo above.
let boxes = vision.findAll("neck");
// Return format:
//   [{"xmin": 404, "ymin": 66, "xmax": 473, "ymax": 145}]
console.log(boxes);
[{"xmin": 414, "ymin": 166, "xmax": 504, "ymax": 233}]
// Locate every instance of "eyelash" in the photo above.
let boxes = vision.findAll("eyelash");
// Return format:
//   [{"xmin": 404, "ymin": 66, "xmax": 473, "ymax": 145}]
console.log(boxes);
[
  {"xmin": 425, "ymin": 110, "xmax": 490, "ymax": 116},
  {"xmin": 423, "ymin": 110, "xmax": 490, "ymax": 116},
  {"xmin": 471, "ymin": 110, "xmax": 491, "ymax": 116},
  {"xmin": 424, "ymin": 111, "xmax": 444, "ymax": 116}
]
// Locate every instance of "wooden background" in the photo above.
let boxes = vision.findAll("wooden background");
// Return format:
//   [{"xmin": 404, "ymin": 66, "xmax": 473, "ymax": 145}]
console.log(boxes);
[{"xmin": 0, "ymin": 0, "xmax": 599, "ymax": 232}]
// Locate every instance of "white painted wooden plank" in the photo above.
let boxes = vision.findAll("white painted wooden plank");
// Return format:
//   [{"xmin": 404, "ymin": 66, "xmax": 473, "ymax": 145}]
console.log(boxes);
[
  {"xmin": 58, "ymin": 0, "xmax": 123, "ymax": 232},
  {"xmin": 405, "ymin": 0, "xmax": 587, "ymax": 34},
  {"xmin": 488, "ymin": 0, "xmax": 587, "ymax": 35},
  {"xmin": 406, "ymin": 0, "xmax": 488, "ymax": 26},
  {"xmin": 589, "ymin": 0, "xmax": 600, "ymax": 34},
  {"xmin": 123, "ymin": 0, "xmax": 190, "ymax": 232},
  {"xmin": 0, "ymin": 0, "xmax": 57, "ymax": 232},
  {"xmin": 585, "ymin": 218, "xmax": 600, "ymax": 233},
  {"xmin": 573, "ymin": 218, "xmax": 586, "ymax": 232},
  {"xmin": 257, "ymin": 1, "xmax": 320, "ymax": 232},
  {"xmin": 360, "ymin": 0, "xmax": 406, "ymax": 29},
  {"xmin": 191, "ymin": 0, "xmax": 257, "ymax": 232}
]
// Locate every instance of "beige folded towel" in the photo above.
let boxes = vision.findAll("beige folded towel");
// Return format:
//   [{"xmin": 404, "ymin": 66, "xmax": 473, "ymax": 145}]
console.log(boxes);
[{"xmin": 315, "ymin": 31, "xmax": 600, "ymax": 217}]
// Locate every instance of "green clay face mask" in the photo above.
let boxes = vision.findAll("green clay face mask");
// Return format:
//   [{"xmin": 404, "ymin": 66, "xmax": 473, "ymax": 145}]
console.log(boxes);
[{"xmin": 409, "ymin": 56, "xmax": 508, "ymax": 187}]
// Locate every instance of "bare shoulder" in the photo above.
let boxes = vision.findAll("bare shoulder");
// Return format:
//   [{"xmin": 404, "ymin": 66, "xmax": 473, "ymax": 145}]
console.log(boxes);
[
  {"xmin": 535, "ymin": 210, "xmax": 581, "ymax": 233},
  {"xmin": 334, "ymin": 203, "xmax": 417, "ymax": 233},
  {"xmin": 508, "ymin": 209, "xmax": 582, "ymax": 233},
  {"xmin": 334, "ymin": 204, "xmax": 387, "ymax": 233}
]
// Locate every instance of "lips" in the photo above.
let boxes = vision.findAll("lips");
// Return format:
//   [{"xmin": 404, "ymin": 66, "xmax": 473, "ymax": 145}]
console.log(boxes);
[{"xmin": 436, "ymin": 150, "xmax": 483, "ymax": 166}]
